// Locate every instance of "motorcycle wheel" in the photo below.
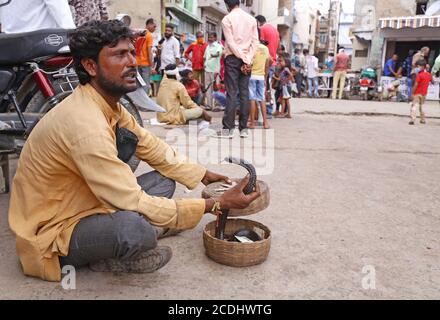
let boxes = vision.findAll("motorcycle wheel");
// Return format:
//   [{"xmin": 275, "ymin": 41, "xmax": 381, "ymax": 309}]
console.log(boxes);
[{"xmin": 24, "ymin": 90, "xmax": 143, "ymax": 173}]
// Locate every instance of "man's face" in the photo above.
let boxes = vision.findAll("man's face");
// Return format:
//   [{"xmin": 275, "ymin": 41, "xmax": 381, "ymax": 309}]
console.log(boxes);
[
  {"xmin": 165, "ymin": 27, "xmax": 173, "ymax": 38},
  {"xmin": 208, "ymin": 34, "xmax": 216, "ymax": 43},
  {"xmin": 95, "ymin": 38, "xmax": 138, "ymax": 95},
  {"xmin": 423, "ymin": 48, "xmax": 430, "ymax": 56},
  {"xmin": 392, "ymin": 54, "xmax": 398, "ymax": 61},
  {"xmin": 147, "ymin": 23, "xmax": 157, "ymax": 33}
]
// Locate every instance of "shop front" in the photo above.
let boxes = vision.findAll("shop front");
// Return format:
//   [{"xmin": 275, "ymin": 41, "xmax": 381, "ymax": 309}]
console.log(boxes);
[{"xmin": 379, "ymin": 15, "xmax": 440, "ymax": 100}]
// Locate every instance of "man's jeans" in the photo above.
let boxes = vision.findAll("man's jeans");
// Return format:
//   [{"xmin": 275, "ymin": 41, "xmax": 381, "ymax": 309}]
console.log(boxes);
[
  {"xmin": 223, "ymin": 55, "xmax": 251, "ymax": 131},
  {"xmin": 307, "ymin": 77, "xmax": 319, "ymax": 97},
  {"xmin": 59, "ymin": 171, "xmax": 176, "ymax": 268},
  {"xmin": 138, "ymin": 66, "xmax": 151, "ymax": 95}
]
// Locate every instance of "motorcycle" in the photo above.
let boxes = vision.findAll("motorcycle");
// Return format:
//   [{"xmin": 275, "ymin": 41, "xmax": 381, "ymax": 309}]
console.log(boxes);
[
  {"xmin": 358, "ymin": 66, "xmax": 382, "ymax": 101},
  {"xmin": 0, "ymin": 1, "xmax": 165, "ymax": 171}
]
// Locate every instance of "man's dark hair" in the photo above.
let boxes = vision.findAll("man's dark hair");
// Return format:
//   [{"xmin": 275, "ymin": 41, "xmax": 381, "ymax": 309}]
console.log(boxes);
[
  {"xmin": 224, "ymin": 0, "xmax": 240, "ymax": 10},
  {"xmin": 329, "ymin": 52, "xmax": 334, "ymax": 57},
  {"xmin": 280, "ymin": 44, "xmax": 286, "ymax": 51},
  {"xmin": 303, "ymin": 49, "xmax": 309, "ymax": 55},
  {"xmin": 165, "ymin": 23, "xmax": 174, "ymax": 30},
  {"xmin": 69, "ymin": 20, "xmax": 134, "ymax": 85},
  {"xmin": 146, "ymin": 18, "xmax": 155, "ymax": 26},
  {"xmin": 294, "ymin": 48, "xmax": 300, "ymax": 54},
  {"xmin": 416, "ymin": 59, "xmax": 427, "ymax": 68},
  {"xmin": 208, "ymin": 32, "xmax": 217, "ymax": 38},
  {"xmin": 255, "ymin": 15, "xmax": 266, "ymax": 24}
]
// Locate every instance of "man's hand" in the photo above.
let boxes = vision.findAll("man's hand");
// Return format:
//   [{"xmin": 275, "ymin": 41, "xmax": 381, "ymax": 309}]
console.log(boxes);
[
  {"xmin": 241, "ymin": 64, "xmax": 252, "ymax": 75},
  {"xmin": 202, "ymin": 170, "xmax": 231, "ymax": 186},
  {"xmin": 218, "ymin": 175, "xmax": 261, "ymax": 210}
]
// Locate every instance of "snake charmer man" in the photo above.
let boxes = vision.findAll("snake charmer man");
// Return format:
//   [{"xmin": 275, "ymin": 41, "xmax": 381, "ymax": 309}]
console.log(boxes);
[{"xmin": 8, "ymin": 20, "xmax": 260, "ymax": 281}]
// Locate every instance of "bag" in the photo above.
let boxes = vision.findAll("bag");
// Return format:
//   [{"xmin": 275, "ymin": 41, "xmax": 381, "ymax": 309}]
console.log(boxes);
[
  {"xmin": 135, "ymin": 36, "xmax": 146, "ymax": 58},
  {"xmin": 116, "ymin": 125, "xmax": 139, "ymax": 164}
]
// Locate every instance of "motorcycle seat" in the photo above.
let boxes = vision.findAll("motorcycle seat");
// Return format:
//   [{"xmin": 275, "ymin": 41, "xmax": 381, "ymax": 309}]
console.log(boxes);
[{"xmin": 0, "ymin": 29, "xmax": 72, "ymax": 66}]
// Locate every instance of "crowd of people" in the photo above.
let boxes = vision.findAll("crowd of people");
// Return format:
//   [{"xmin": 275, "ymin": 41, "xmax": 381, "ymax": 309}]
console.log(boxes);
[{"xmin": 382, "ymin": 46, "xmax": 440, "ymax": 124}]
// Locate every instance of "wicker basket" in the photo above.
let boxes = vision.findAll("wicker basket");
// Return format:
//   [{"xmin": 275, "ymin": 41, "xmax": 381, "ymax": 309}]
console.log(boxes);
[
  {"xmin": 203, "ymin": 218, "xmax": 271, "ymax": 267},
  {"xmin": 202, "ymin": 180, "xmax": 270, "ymax": 217}
]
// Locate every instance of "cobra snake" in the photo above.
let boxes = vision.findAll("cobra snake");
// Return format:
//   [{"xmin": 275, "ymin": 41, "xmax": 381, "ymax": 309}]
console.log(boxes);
[{"xmin": 215, "ymin": 157, "xmax": 257, "ymax": 240}]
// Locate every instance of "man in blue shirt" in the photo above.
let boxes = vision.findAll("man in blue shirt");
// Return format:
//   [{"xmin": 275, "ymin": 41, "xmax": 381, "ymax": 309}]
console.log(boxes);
[{"xmin": 383, "ymin": 54, "xmax": 401, "ymax": 77}]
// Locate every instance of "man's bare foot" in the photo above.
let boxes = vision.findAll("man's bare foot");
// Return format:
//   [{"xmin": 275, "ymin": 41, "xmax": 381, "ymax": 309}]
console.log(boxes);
[
  {"xmin": 248, "ymin": 124, "xmax": 255, "ymax": 129},
  {"xmin": 285, "ymin": 114, "xmax": 292, "ymax": 119},
  {"xmin": 274, "ymin": 113, "xmax": 286, "ymax": 118},
  {"xmin": 273, "ymin": 111, "xmax": 280, "ymax": 116},
  {"xmin": 263, "ymin": 123, "xmax": 270, "ymax": 129}
]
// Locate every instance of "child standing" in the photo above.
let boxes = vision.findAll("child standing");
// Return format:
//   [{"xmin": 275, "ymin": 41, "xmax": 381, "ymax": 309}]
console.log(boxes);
[
  {"xmin": 248, "ymin": 39, "xmax": 272, "ymax": 129},
  {"xmin": 273, "ymin": 56, "xmax": 293, "ymax": 118},
  {"xmin": 409, "ymin": 60, "xmax": 433, "ymax": 125}
]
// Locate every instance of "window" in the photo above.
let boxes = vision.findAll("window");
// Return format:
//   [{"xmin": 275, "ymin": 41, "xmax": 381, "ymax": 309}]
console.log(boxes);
[
  {"xmin": 206, "ymin": 21, "xmax": 216, "ymax": 35},
  {"xmin": 309, "ymin": 25, "xmax": 312, "ymax": 34},
  {"xmin": 241, "ymin": 0, "xmax": 253, "ymax": 7},
  {"xmin": 355, "ymin": 49, "xmax": 368, "ymax": 58},
  {"xmin": 320, "ymin": 33, "xmax": 328, "ymax": 44},
  {"xmin": 184, "ymin": 0, "xmax": 193, "ymax": 12},
  {"xmin": 416, "ymin": 1, "xmax": 428, "ymax": 15}
]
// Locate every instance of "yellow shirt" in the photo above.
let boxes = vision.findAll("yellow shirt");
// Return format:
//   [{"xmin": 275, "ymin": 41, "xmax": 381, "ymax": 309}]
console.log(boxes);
[
  {"xmin": 251, "ymin": 44, "xmax": 270, "ymax": 77},
  {"xmin": 156, "ymin": 76, "xmax": 199, "ymax": 125},
  {"xmin": 8, "ymin": 84, "xmax": 207, "ymax": 282}
]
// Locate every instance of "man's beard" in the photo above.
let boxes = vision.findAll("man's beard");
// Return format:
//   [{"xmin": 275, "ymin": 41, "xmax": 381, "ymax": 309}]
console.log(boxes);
[
  {"xmin": 165, "ymin": 34, "xmax": 171, "ymax": 39},
  {"xmin": 97, "ymin": 68, "xmax": 138, "ymax": 96}
]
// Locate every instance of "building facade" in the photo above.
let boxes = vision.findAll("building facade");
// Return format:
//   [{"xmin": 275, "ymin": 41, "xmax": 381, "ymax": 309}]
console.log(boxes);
[{"xmin": 351, "ymin": 0, "xmax": 440, "ymax": 71}]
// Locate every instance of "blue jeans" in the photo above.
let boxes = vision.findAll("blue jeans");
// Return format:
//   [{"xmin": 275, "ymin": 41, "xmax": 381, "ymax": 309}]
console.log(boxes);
[
  {"xmin": 407, "ymin": 77, "xmax": 413, "ymax": 100},
  {"xmin": 308, "ymin": 77, "xmax": 319, "ymax": 97},
  {"xmin": 249, "ymin": 79, "xmax": 265, "ymax": 102},
  {"xmin": 213, "ymin": 91, "xmax": 227, "ymax": 107}
]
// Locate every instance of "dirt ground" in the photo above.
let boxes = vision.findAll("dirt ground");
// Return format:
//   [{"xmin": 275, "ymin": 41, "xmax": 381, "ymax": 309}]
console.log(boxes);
[{"xmin": 0, "ymin": 98, "xmax": 439, "ymax": 299}]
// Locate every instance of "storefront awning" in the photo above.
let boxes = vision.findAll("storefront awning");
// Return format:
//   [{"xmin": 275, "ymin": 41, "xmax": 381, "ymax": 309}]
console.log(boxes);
[
  {"xmin": 380, "ymin": 15, "xmax": 440, "ymax": 29},
  {"xmin": 353, "ymin": 31, "xmax": 372, "ymax": 41}
]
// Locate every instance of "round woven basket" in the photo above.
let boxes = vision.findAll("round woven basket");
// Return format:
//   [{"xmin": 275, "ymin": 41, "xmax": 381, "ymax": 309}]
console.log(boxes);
[
  {"xmin": 202, "ymin": 180, "xmax": 270, "ymax": 217},
  {"xmin": 203, "ymin": 218, "xmax": 271, "ymax": 267}
]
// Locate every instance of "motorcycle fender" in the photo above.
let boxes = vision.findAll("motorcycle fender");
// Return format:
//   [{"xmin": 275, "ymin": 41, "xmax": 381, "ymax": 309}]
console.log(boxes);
[
  {"xmin": 125, "ymin": 73, "xmax": 165, "ymax": 113},
  {"xmin": 125, "ymin": 89, "xmax": 165, "ymax": 113}
]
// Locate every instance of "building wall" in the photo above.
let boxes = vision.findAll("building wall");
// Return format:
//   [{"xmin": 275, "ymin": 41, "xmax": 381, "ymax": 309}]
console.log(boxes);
[
  {"xmin": 293, "ymin": 0, "xmax": 321, "ymax": 54},
  {"xmin": 107, "ymin": 0, "xmax": 161, "ymax": 30}
]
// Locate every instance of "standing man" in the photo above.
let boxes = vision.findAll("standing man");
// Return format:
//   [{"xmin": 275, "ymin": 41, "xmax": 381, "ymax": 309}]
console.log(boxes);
[
  {"xmin": 184, "ymin": 31, "xmax": 208, "ymax": 86},
  {"xmin": 204, "ymin": 32, "xmax": 223, "ymax": 110},
  {"xmin": 292, "ymin": 48, "xmax": 306, "ymax": 98},
  {"xmin": 304, "ymin": 49, "xmax": 319, "ymax": 98},
  {"xmin": 68, "ymin": 0, "xmax": 109, "ymax": 26},
  {"xmin": 0, "ymin": 0, "xmax": 75, "ymax": 33},
  {"xmin": 214, "ymin": 0, "xmax": 259, "ymax": 139},
  {"xmin": 159, "ymin": 24, "xmax": 180, "ymax": 74},
  {"xmin": 136, "ymin": 18, "xmax": 157, "ymax": 96},
  {"xmin": 255, "ymin": 15, "xmax": 280, "ymax": 115},
  {"xmin": 332, "ymin": 48, "xmax": 350, "ymax": 100}
]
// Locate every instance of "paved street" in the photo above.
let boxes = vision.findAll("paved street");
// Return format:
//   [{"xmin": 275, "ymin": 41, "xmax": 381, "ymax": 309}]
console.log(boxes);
[{"xmin": 1, "ymin": 98, "xmax": 440, "ymax": 299}]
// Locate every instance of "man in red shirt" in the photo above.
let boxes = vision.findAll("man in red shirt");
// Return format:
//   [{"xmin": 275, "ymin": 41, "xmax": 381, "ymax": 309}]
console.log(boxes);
[
  {"xmin": 184, "ymin": 31, "xmax": 208, "ymax": 87},
  {"xmin": 332, "ymin": 48, "xmax": 350, "ymax": 100},
  {"xmin": 409, "ymin": 60, "xmax": 433, "ymax": 125},
  {"xmin": 255, "ymin": 15, "xmax": 280, "ymax": 68}
]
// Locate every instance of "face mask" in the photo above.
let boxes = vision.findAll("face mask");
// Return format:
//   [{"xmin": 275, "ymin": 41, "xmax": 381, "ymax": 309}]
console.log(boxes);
[
  {"xmin": 415, "ymin": 67, "xmax": 421, "ymax": 73},
  {"xmin": 197, "ymin": 38, "xmax": 204, "ymax": 44}
]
